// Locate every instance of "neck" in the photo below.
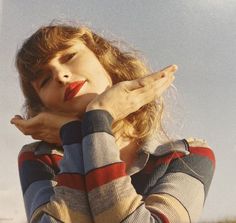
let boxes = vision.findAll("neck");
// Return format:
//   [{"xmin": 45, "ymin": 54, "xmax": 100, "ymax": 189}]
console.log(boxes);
[{"xmin": 116, "ymin": 137, "xmax": 140, "ymax": 170}]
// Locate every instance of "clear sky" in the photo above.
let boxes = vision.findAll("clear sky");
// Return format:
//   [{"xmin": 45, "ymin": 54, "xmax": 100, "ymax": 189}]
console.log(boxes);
[{"xmin": 0, "ymin": 1, "xmax": 236, "ymax": 222}]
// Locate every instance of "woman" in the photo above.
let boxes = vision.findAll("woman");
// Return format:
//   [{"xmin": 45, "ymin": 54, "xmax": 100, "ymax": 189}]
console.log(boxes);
[{"xmin": 11, "ymin": 24, "xmax": 215, "ymax": 223}]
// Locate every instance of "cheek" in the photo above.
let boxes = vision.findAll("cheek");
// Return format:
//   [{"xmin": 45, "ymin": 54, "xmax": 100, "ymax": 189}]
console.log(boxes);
[{"xmin": 39, "ymin": 90, "xmax": 62, "ymax": 110}]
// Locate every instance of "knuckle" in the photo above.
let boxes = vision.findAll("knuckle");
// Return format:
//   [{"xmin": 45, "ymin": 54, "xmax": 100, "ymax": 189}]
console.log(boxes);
[
  {"xmin": 160, "ymin": 71, "xmax": 167, "ymax": 78},
  {"xmin": 138, "ymin": 78, "xmax": 149, "ymax": 87}
]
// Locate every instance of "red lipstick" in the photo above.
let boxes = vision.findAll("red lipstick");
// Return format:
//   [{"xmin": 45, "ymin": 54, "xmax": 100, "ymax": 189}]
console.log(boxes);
[{"xmin": 64, "ymin": 81, "xmax": 86, "ymax": 101}]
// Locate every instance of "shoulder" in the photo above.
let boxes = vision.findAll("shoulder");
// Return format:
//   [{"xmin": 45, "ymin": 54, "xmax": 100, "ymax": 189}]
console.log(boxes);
[
  {"xmin": 185, "ymin": 137, "xmax": 216, "ymax": 165},
  {"xmin": 142, "ymin": 136, "xmax": 215, "ymax": 169}
]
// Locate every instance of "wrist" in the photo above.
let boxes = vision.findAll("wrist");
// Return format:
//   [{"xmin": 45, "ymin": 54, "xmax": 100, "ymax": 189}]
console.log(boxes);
[
  {"xmin": 82, "ymin": 109, "xmax": 114, "ymax": 137},
  {"xmin": 86, "ymin": 103, "xmax": 106, "ymax": 112}
]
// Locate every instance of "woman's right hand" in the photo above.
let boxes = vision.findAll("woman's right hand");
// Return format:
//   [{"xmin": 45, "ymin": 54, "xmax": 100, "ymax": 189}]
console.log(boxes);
[
  {"xmin": 86, "ymin": 64, "xmax": 177, "ymax": 121},
  {"xmin": 10, "ymin": 112, "xmax": 78, "ymax": 145}
]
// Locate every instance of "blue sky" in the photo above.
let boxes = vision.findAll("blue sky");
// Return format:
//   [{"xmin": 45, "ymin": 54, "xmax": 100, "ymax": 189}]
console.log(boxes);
[{"xmin": 0, "ymin": 1, "xmax": 236, "ymax": 222}]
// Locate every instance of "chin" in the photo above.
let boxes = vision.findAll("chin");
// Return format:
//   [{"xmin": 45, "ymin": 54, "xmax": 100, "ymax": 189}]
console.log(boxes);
[{"xmin": 61, "ymin": 93, "xmax": 97, "ymax": 117}]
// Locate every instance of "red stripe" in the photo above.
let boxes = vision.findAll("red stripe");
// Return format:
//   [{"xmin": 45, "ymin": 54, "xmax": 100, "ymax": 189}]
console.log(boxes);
[
  {"xmin": 143, "ymin": 160, "xmax": 156, "ymax": 174},
  {"xmin": 86, "ymin": 162, "xmax": 127, "ymax": 191},
  {"xmin": 152, "ymin": 211, "xmax": 170, "ymax": 223},
  {"xmin": 50, "ymin": 154, "xmax": 63, "ymax": 168},
  {"xmin": 189, "ymin": 146, "xmax": 216, "ymax": 167},
  {"xmin": 18, "ymin": 151, "xmax": 62, "ymax": 169},
  {"xmin": 55, "ymin": 173, "xmax": 86, "ymax": 191}
]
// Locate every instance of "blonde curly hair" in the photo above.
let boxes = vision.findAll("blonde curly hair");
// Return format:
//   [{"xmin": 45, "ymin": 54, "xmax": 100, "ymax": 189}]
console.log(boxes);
[{"xmin": 15, "ymin": 22, "xmax": 169, "ymax": 145}]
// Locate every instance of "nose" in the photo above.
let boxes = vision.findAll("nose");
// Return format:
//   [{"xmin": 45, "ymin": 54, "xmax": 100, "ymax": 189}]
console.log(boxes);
[{"xmin": 53, "ymin": 68, "xmax": 71, "ymax": 84}]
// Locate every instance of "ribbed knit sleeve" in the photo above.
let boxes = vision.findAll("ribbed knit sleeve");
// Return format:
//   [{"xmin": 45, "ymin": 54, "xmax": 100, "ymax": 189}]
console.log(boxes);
[
  {"xmin": 18, "ymin": 121, "xmax": 93, "ymax": 223},
  {"xmin": 18, "ymin": 109, "xmax": 215, "ymax": 223},
  {"xmin": 79, "ymin": 110, "xmax": 215, "ymax": 223}
]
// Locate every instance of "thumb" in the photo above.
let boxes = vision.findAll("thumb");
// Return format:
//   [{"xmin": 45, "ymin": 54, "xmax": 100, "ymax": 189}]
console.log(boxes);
[{"xmin": 10, "ymin": 115, "xmax": 24, "ymax": 124}]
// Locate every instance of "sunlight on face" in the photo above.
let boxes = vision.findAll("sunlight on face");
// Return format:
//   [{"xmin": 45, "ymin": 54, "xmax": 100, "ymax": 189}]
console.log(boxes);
[{"xmin": 31, "ymin": 40, "xmax": 112, "ymax": 118}]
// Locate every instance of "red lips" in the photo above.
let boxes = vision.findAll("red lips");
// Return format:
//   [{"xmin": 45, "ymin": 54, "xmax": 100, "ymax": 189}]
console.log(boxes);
[{"xmin": 64, "ymin": 81, "xmax": 86, "ymax": 101}]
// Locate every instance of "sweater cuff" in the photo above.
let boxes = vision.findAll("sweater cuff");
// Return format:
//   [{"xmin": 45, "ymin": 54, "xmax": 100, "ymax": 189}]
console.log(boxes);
[
  {"xmin": 81, "ymin": 109, "xmax": 114, "ymax": 137},
  {"xmin": 60, "ymin": 120, "xmax": 82, "ymax": 145}
]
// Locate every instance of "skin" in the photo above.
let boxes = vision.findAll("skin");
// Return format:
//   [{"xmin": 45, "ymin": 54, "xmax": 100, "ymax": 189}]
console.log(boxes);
[
  {"xmin": 31, "ymin": 39, "xmax": 113, "ymax": 118},
  {"xmin": 11, "ymin": 40, "xmax": 177, "ymax": 163}
]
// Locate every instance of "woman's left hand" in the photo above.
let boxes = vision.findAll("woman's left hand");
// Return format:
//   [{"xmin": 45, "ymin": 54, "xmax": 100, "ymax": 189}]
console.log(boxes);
[
  {"xmin": 10, "ymin": 112, "xmax": 78, "ymax": 145},
  {"xmin": 86, "ymin": 64, "xmax": 177, "ymax": 121}
]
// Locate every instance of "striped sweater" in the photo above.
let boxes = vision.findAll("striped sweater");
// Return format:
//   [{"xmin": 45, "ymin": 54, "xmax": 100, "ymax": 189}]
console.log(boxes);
[{"xmin": 18, "ymin": 109, "xmax": 215, "ymax": 223}]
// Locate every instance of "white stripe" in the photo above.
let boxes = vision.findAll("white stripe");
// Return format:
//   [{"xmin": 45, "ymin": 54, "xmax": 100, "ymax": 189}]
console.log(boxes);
[
  {"xmin": 149, "ymin": 172, "xmax": 204, "ymax": 222},
  {"xmin": 82, "ymin": 132, "xmax": 121, "ymax": 174}
]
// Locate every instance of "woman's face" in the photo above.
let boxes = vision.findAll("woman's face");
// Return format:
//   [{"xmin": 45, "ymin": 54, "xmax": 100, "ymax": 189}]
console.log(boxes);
[{"xmin": 31, "ymin": 39, "xmax": 112, "ymax": 118}]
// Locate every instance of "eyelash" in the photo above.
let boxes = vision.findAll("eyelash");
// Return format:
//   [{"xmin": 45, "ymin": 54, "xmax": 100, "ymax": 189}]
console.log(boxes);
[
  {"xmin": 40, "ymin": 76, "xmax": 51, "ymax": 88},
  {"xmin": 39, "ymin": 53, "xmax": 76, "ymax": 88},
  {"xmin": 62, "ymin": 53, "xmax": 76, "ymax": 63}
]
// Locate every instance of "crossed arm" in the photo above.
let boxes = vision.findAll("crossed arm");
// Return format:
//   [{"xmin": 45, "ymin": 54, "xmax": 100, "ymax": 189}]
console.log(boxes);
[
  {"xmin": 14, "ymin": 65, "xmax": 215, "ymax": 222},
  {"xmin": 18, "ymin": 109, "xmax": 215, "ymax": 223}
]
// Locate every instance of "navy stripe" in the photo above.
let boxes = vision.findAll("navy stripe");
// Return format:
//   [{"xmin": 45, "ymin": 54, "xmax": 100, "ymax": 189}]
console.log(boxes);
[
  {"xmin": 19, "ymin": 160, "xmax": 55, "ymax": 194},
  {"xmin": 132, "ymin": 152, "xmax": 214, "ymax": 198},
  {"xmin": 132, "ymin": 164, "xmax": 169, "ymax": 196},
  {"xmin": 24, "ymin": 180, "xmax": 56, "ymax": 220},
  {"xmin": 81, "ymin": 110, "xmax": 113, "ymax": 137},
  {"xmin": 60, "ymin": 120, "xmax": 82, "ymax": 144},
  {"xmin": 165, "ymin": 153, "xmax": 214, "ymax": 196},
  {"xmin": 40, "ymin": 213, "xmax": 63, "ymax": 223}
]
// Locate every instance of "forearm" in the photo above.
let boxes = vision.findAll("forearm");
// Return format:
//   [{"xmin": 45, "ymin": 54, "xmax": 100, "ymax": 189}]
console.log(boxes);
[
  {"xmin": 138, "ymin": 138, "xmax": 215, "ymax": 223},
  {"xmin": 80, "ymin": 110, "xmax": 164, "ymax": 223},
  {"xmin": 79, "ymin": 110, "xmax": 215, "ymax": 223},
  {"xmin": 18, "ymin": 124, "xmax": 93, "ymax": 223}
]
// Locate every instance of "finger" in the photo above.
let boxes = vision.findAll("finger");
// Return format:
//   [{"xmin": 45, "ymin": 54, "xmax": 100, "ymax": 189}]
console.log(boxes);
[
  {"xmin": 10, "ymin": 116, "xmax": 37, "ymax": 134},
  {"xmin": 161, "ymin": 64, "xmax": 178, "ymax": 73},
  {"xmin": 124, "ymin": 71, "xmax": 169, "ymax": 91},
  {"xmin": 10, "ymin": 116, "xmax": 26, "ymax": 126},
  {"xmin": 154, "ymin": 75, "xmax": 175, "ymax": 97},
  {"xmin": 148, "ymin": 64, "xmax": 178, "ymax": 81},
  {"xmin": 10, "ymin": 115, "xmax": 23, "ymax": 124},
  {"xmin": 12, "ymin": 122, "xmax": 30, "ymax": 135},
  {"xmin": 133, "ymin": 74, "xmax": 175, "ymax": 105},
  {"xmin": 133, "ymin": 71, "xmax": 173, "ymax": 95},
  {"xmin": 129, "ymin": 64, "xmax": 177, "ymax": 90}
]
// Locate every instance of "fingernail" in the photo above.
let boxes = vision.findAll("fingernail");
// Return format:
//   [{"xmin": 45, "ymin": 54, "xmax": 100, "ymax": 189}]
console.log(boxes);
[{"xmin": 172, "ymin": 64, "xmax": 178, "ymax": 71}]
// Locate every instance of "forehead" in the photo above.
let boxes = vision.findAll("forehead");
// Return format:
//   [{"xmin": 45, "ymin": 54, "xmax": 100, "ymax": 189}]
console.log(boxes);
[
  {"xmin": 50, "ymin": 39, "xmax": 85, "ymax": 59},
  {"xmin": 34, "ymin": 39, "xmax": 85, "ymax": 72}
]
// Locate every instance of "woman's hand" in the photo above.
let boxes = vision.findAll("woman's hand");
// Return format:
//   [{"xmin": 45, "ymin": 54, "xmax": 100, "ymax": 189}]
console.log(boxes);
[
  {"xmin": 10, "ymin": 112, "xmax": 78, "ymax": 145},
  {"xmin": 86, "ymin": 64, "xmax": 177, "ymax": 121}
]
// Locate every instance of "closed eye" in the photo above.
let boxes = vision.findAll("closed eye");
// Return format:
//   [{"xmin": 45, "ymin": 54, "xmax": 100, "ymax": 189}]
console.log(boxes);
[
  {"xmin": 40, "ymin": 76, "xmax": 51, "ymax": 88},
  {"xmin": 60, "ymin": 52, "xmax": 77, "ymax": 64}
]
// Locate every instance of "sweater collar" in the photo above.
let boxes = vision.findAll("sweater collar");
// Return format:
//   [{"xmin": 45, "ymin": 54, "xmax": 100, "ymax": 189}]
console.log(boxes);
[{"xmin": 127, "ymin": 138, "xmax": 190, "ymax": 176}]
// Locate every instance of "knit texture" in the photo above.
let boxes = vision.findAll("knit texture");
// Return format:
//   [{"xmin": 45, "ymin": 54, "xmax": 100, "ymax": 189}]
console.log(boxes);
[{"xmin": 18, "ymin": 109, "xmax": 215, "ymax": 223}]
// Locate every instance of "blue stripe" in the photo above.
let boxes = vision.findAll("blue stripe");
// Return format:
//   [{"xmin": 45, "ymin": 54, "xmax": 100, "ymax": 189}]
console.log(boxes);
[
  {"xmin": 40, "ymin": 213, "xmax": 63, "ymax": 222},
  {"xmin": 82, "ymin": 132, "xmax": 121, "ymax": 174},
  {"xmin": 24, "ymin": 180, "xmax": 56, "ymax": 221},
  {"xmin": 60, "ymin": 143, "xmax": 84, "ymax": 174},
  {"xmin": 20, "ymin": 160, "xmax": 54, "ymax": 194}
]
